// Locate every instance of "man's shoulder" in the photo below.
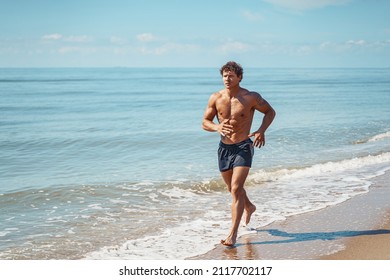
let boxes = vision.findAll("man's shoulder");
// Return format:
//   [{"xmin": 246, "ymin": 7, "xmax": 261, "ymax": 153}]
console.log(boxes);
[
  {"xmin": 209, "ymin": 90, "xmax": 225, "ymax": 100},
  {"xmin": 241, "ymin": 89, "xmax": 262, "ymax": 99}
]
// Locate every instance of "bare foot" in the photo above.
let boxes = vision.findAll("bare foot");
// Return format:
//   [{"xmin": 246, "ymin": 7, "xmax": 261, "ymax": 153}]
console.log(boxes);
[
  {"xmin": 243, "ymin": 205, "xmax": 256, "ymax": 226},
  {"xmin": 220, "ymin": 233, "xmax": 237, "ymax": 247}
]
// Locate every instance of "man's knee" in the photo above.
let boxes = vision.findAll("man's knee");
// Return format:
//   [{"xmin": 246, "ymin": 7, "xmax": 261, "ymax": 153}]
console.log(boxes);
[{"xmin": 230, "ymin": 184, "xmax": 245, "ymax": 198}]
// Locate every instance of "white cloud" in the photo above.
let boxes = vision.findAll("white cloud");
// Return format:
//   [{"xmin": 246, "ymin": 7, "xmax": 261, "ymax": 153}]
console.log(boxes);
[
  {"xmin": 110, "ymin": 36, "xmax": 126, "ymax": 44},
  {"xmin": 136, "ymin": 33, "xmax": 158, "ymax": 42},
  {"xmin": 63, "ymin": 35, "xmax": 92, "ymax": 43},
  {"xmin": 347, "ymin": 39, "xmax": 366, "ymax": 46},
  {"xmin": 42, "ymin": 34, "xmax": 92, "ymax": 43},
  {"xmin": 58, "ymin": 46, "xmax": 96, "ymax": 54},
  {"xmin": 218, "ymin": 41, "xmax": 252, "ymax": 54},
  {"xmin": 297, "ymin": 45, "xmax": 312, "ymax": 55},
  {"xmin": 139, "ymin": 43, "xmax": 199, "ymax": 55},
  {"xmin": 42, "ymin": 33, "xmax": 63, "ymax": 40},
  {"xmin": 241, "ymin": 10, "xmax": 263, "ymax": 21},
  {"xmin": 318, "ymin": 39, "xmax": 390, "ymax": 53},
  {"xmin": 112, "ymin": 46, "xmax": 132, "ymax": 54},
  {"xmin": 263, "ymin": 0, "xmax": 351, "ymax": 11}
]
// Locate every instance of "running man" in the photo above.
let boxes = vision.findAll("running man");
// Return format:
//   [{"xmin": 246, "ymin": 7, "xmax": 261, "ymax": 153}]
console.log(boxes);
[{"xmin": 202, "ymin": 61, "xmax": 276, "ymax": 246}]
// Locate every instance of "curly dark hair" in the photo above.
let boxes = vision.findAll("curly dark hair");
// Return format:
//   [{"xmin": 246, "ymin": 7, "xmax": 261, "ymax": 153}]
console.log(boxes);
[{"xmin": 219, "ymin": 61, "xmax": 243, "ymax": 80}]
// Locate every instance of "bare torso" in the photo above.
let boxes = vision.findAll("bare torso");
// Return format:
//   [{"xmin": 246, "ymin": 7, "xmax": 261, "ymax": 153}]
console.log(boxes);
[{"xmin": 215, "ymin": 88, "xmax": 256, "ymax": 144}]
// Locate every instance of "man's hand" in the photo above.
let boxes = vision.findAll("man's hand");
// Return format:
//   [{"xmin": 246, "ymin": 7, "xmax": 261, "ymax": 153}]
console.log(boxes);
[
  {"xmin": 249, "ymin": 130, "xmax": 265, "ymax": 148},
  {"xmin": 218, "ymin": 119, "xmax": 234, "ymax": 137}
]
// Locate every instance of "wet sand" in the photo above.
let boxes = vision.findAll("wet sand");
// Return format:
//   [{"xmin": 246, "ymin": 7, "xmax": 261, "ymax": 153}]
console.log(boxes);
[{"xmin": 189, "ymin": 171, "xmax": 390, "ymax": 260}]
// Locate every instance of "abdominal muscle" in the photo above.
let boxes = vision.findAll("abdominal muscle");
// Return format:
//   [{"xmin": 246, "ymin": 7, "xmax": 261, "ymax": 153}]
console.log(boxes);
[{"xmin": 220, "ymin": 117, "xmax": 252, "ymax": 144}]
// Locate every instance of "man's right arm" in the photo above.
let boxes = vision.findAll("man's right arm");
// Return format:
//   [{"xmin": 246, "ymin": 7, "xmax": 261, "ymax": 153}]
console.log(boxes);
[
  {"xmin": 202, "ymin": 94, "xmax": 233, "ymax": 137},
  {"xmin": 202, "ymin": 94, "xmax": 219, "ymax": 132}
]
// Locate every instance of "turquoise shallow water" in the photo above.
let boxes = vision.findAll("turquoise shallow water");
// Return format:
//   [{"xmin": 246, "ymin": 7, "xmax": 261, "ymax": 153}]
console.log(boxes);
[{"xmin": 0, "ymin": 68, "xmax": 389, "ymax": 259}]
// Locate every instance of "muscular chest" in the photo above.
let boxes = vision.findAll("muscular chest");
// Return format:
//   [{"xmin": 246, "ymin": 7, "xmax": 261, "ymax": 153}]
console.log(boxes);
[{"xmin": 216, "ymin": 97, "xmax": 250, "ymax": 120}]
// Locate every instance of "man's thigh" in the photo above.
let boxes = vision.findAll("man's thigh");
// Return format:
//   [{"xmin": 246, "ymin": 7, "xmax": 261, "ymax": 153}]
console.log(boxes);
[
  {"xmin": 221, "ymin": 169, "xmax": 233, "ymax": 192},
  {"xmin": 231, "ymin": 166, "xmax": 250, "ymax": 189}
]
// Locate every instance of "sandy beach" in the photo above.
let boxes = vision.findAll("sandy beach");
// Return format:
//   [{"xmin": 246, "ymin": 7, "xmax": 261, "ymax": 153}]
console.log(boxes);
[{"xmin": 190, "ymin": 170, "xmax": 390, "ymax": 260}]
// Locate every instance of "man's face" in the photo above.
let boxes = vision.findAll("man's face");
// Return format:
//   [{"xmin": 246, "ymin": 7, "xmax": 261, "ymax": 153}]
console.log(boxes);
[{"xmin": 222, "ymin": 70, "xmax": 241, "ymax": 89}]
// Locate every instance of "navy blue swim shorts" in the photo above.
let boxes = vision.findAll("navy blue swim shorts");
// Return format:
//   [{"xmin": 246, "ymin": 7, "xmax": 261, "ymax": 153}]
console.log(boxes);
[{"xmin": 218, "ymin": 139, "xmax": 254, "ymax": 172}]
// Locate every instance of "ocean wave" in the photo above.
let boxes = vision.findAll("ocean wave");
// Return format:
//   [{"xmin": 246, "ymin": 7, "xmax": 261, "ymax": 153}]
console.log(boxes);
[
  {"xmin": 246, "ymin": 151, "xmax": 390, "ymax": 187},
  {"xmin": 84, "ymin": 152, "xmax": 390, "ymax": 260},
  {"xmin": 2, "ymin": 152, "xmax": 389, "ymax": 260},
  {"xmin": 368, "ymin": 131, "xmax": 390, "ymax": 142},
  {"xmin": 354, "ymin": 131, "xmax": 390, "ymax": 144}
]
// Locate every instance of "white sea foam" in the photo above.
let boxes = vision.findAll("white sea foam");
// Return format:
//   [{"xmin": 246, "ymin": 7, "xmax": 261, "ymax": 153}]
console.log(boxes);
[
  {"xmin": 0, "ymin": 231, "xmax": 9, "ymax": 237},
  {"xmin": 368, "ymin": 131, "xmax": 390, "ymax": 142},
  {"xmin": 85, "ymin": 153, "xmax": 390, "ymax": 260},
  {"xmin": 355, "ymin": 131, "xmax": 390, "ymax": 144},
  {"xmin": 250, "ymin": 152, "xmax": 390, "ymax": 183},
  {"xmin": 86, "ymin": 219, "xmax": 228, "ymax": 260}
]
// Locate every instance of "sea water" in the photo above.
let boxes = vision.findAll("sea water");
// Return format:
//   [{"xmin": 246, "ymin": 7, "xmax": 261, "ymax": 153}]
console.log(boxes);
[{"xmin": 0, "ymin": 67, "xmax": 389, "ymax": 259}]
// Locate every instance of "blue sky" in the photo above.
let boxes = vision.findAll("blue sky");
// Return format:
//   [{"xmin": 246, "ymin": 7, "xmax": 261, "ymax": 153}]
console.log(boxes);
[{"xmin": 1, "ymin": 0, "xmax": 389, "ymax": 67}]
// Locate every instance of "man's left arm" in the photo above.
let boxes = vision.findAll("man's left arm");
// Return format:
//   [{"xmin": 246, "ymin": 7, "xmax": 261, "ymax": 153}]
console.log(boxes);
[{"xmin": 249, "ymin": 93, "xmax": 276, "ymax": 148}]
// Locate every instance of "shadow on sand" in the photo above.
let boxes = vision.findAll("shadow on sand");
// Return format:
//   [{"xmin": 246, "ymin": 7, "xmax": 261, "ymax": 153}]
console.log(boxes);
[
  {"xmin": 214, "ymin": 228, "xmax": 390, "ymax": 260},
  {"xmin": 234, "ymin": 228, "xmax": 390, "ymax": 247}
]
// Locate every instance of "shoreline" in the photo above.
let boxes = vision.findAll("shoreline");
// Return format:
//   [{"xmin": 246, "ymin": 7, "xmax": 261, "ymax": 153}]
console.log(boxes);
[
  {"xmin": 320, "ymin": 171, "xmax": 390, "ymax": 260},
  {"xmin": 320, "ymin": 211, "xmax": 390, "ymax": 260},
  {"xmin": 189, "ymin": 170, "xmax": 390, "ymax": 260}
]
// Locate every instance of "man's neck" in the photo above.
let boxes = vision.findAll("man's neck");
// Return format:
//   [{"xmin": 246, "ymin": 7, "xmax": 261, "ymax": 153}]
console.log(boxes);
[{"xmin": 225, "ymin": 85, "xmax": 241, "ymax": 97}]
